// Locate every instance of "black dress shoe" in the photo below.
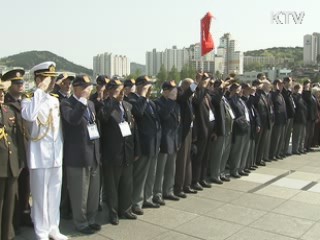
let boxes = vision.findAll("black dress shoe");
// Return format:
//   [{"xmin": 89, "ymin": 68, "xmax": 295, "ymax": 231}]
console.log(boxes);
[
  {"xmin": 183, "ymin": 187, "xmax": 197, "ymax": 194},
  {"xmin": 60, "ymin": 212, "xmax": 72, "ymax": 220},
  {"xmin": 257, "ymin": 161, "xmax": 266, "ymax": 166},
  {"xmin": 191, "ymin": 183, "xmax": 203, "ymax": 191},
  {"xmin": 220, "ymin": 175, "xmax": 230, "ymax": 182},
  {"xmin": 239, "ymin": 171, "xmax": 249, "ymax": 176},
  {"xmin": 210, "ymin": 177, "xmax": 223, "ymax": 184},
  {"xmin": 244, "ymin": 169, "xmax": 251, "ymax": 173},
  {"xmin": 175, "ymin": 191, "xmax": 187, "ymax": 198},
  {"xmin": 252, "ymin": 165, "xmax": 258, "ymax": 168},
  {"xmin": 89, "ymin": 223, "xmax": 101, "ymax": 231},
  {"xmin": 249, "ymin": 167, "xmax": 256, "ymax": 170},
  {"xmin": 121, "ymin": 211, "xmax": 137, "ymax": 220},
  {"xmin": 21, "ymin": 213, "xmax": 34, "ymax": 227},
  {"xmin": 110, "ymin": 216, "xmax": 119, "ymax": 225},
  {"xmin": 152, "ymin": 196, "xmax": 166, "ymax": 206},
  {"xmin": 231, "ymin": 173, "xmax": 241, "ymax": 178},
  {"xmin": 292, "ymin": 151, "xmax": 301, "ymax": 155},
  {"xmin": 132, "ymin": 207, "xmax": 144, "ymax": 215},
  {"xmin": 143, "ymin": 201, "xmax": 160, "ymax": 208},
  {"xmin": 199, "ymin": 180, "xmax": 212, "ymax": 188},
  {"xmin": 79, "ymin": 226, "xmax": 95, "ymax": 234},
  {"xmin": 164, "ymin": 194, "xmax": 180, "ymax": 201}
]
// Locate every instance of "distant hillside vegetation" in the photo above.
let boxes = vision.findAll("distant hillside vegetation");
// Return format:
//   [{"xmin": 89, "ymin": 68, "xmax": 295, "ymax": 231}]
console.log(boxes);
[
  {"xmin": 244, "ymin": 47, "xmax": 303, "ymax": 62},
  {"xmin": 0, "ymin": 51, "xmax": 93, "ymax": 75}
]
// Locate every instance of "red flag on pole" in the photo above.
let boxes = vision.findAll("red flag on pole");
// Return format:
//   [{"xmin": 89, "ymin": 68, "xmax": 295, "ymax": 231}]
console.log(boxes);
[{"xmin": 201, "ymin": 12, "xmax": 215, "ymax": 56}]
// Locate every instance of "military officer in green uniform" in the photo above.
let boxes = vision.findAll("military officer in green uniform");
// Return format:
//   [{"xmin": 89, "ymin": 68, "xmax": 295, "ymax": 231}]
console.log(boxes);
[{"xmin": 0, "ymin": 79, "xmax": 23, "ymax": 240}]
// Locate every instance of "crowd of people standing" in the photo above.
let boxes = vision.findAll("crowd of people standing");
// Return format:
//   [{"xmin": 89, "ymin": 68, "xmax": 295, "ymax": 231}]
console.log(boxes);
[{"xmin": 1, "ymin": 61, "xmax": 320, "ymax": 240}]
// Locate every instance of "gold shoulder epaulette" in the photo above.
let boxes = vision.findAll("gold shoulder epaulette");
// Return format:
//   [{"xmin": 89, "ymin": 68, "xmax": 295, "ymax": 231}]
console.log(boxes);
[
  {"xmin": 50, "ymin": 93, "xmax": 59, "ymax": 98},
  {"xmin": 22, "ymin": 93, "xmax": 34, "ymax": 99}
]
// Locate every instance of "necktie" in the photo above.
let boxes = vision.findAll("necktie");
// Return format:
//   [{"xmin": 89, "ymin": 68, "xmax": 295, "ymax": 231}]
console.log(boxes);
[
  {"xmin": 119, "ymin": 102, "xmax": 126, "ymax": 122},
  {"xmin": 147, "ymin": 100, "xmax": 154, "ymax": 115}
]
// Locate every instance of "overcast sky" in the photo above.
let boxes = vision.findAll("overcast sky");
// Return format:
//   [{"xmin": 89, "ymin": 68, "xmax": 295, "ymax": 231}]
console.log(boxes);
[{"xmin": 1, "ymin": 0, "xmax": 317, "ymax": 68}]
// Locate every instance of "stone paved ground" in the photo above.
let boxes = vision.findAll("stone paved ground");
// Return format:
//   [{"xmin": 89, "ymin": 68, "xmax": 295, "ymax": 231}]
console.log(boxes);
[{"xmin": 17, "ymin": 150, "xmax": 320, "ymax": 240}]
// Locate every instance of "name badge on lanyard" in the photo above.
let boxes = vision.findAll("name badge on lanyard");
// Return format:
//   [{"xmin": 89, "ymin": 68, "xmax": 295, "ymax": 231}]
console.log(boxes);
[
  {"xmin": 209, "ymin": 109, "xmax": 215, "ymax": 122},
  {"xmin": 228, "ymin": 108, "xmax": 235, "ymax": 120},
  {"xmin": 87, "ymin": 123, "xmax": 100, "ymax": 140},
  {"xmin": 245, "ymin": 108, "xmax": 250, "ymax": 122},
  {"xmin": 119, "ymin": 121, "xmax": 132, "ymax": 137}
]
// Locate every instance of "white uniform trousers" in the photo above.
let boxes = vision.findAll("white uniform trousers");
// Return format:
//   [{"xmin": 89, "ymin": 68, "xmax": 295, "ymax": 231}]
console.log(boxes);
[{"xmin": 30, "ymin": 167, "xmax": 62, "ymax": 240}]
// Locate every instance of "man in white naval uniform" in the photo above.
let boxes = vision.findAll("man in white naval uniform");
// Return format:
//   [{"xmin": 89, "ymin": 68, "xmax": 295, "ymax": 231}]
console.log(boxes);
[{"xmin": 21, "ymin": 61, "xmax": 68, "ymax": 240}]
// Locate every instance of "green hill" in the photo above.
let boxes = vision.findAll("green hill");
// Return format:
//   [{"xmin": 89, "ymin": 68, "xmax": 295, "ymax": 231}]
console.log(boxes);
[
  {"xmin": 244, "ymin": 47, "xmax": 303, "ymax": 63},
  {"xmin": 0, "ymin": 51, "xmax": 93, "ymax": 75}
]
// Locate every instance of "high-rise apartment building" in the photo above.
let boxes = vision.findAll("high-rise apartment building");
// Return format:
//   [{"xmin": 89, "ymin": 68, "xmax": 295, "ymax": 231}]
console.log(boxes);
[
  {"xmin": 303, "ymin": 33, "xmax": 320, "ymax": 65},
  {"xmin": 93, "ymin": 52, "xmax": 130, "ymax": 77}
]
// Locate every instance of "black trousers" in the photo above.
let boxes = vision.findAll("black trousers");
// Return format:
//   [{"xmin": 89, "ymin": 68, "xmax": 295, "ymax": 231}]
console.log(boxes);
[
  {"xmin": 174, "ymin": 130, "xmax": 192, "ymax": 193},
  {"xmin": 269, "ymin": 124, "xmax": 285, "ymax": 159},
  {"xmin": 60, "ymin": 165, "xmax": 72, "ymax": 217},
  {"xmin": 104, "ymin": 163, "xmax": 133, "ymax": 218},
  {"xmin": 192, "ymin": 135, "xmax": 210, "ymax": 184},
  {"xmin": 0, "ymin": 177, "xmax": 18, "ymax": 240},
  {"xmin": 255, "ymin": 127, "xmax": 268, "ymax": 164},
  {"xmin": 13, "ymin": 167, "xmax": 31, "ymax": 228},
  {"xmin": 305, "ymin": 121, "xmax": 315, "ymax": 150}
]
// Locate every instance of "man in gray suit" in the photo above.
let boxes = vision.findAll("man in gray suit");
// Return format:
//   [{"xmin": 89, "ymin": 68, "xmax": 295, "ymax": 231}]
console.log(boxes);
[{"xmin": 60, "ymin": 75, "xmax": 101, "ymax": 235}]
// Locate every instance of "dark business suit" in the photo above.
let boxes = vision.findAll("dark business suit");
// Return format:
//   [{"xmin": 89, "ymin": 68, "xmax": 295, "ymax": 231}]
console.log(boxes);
[
  {"xmin": 242, "ymin": 95, "xmax": 261, "ymax": 169},
  {"xmin": 220, "ymin": 96, "xmax": 234, "ymax": 178},
  {"xmin": 60, "ymin": 96, "xmax": 100, "ymax": 230},
  {"xmin": 252, "ymin": 90, "xmax": 271, "ymax": 164},
  {"xmin": 269, "ymin": 90, "xmax": 287, "ymax": 159},
  {"xmin": 4, "ymin": 93, "xmax": 30, "ymax": 228},
  {"xmin": 129, "ymin": 93, "xmax": 162, "ymax": 208},
  {"xmin": 100, "ymin": 98, "xmax": 138, "ymax": 218},
  {"xmin": 154, "ymin": 96, "xmax": 181, "ymax": 198},
  {"xmin": 228, "ymin": 95, "xmax": 250, "ymax": 175},
  {"xmin": 303, "ymin": 91, "xmax": 318, "ymax": 151},
  {"xmin": 292, "ymin": 93, "xmax": 307, "ymax": 153},
  {"xmin": 0, "ymin": 104, "xmax": 22, "ymax": 240},
  {"xmin": 192, "ymin": 88, "xmax": 215, "ymax": 184},
  {"xmin": 208, "ymin": 88, "xmax": 226, "ymax": 180},
  {"xmin": 281, "ymin": 88, "xmax": 296, "ymax": 155},
  {"xmin": 175, "ymin": 86, "xmax": 195, "ymax": 193}
]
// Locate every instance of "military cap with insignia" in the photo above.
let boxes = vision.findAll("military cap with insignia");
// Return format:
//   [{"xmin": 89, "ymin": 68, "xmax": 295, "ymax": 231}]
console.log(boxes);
[
  {"xmin": 1, "ymin": 69, "xmax": 25, "ymax": 84},
  {"xmin": 72, "ymin": 75, "xmax": 92, "ymax": 87},
  {"xmin": 252, "ymin": 79, "xmax": 262, "ymax": 87},
  {"xmin": 96, "ymin": 75, "xmax": 110, "ymax": 86},
  {"xmin": 229, "ymin": 83, "xmax": 241, "ymax": 92},
  {"xmin": 31, "ymin": 61, "xmax": 58, "ymax": 77},
  {"xmin": 241, "ymin": 82, "xmax": 252, "ymax": 90},
  {"xmin": 106, "ymin": 79, "xmax": 123, "ymax": 90},
  {"xmin": 111, "ymin": 75, "xmax": 123, "ymax": 81},
  {"xmin": 135, "ymin": 75, "xmax": 154, "ymax": 86},
  {"xmin": 124, "ymin": 79, "xmax": 135, "ymax": 88},
  {"xmin": 56, "ymin": 72, "xmax": 75, "ymax": 83},
  {"xmin": 162, "ymin": 80, "xmax": 177, "ymax": 91}
]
